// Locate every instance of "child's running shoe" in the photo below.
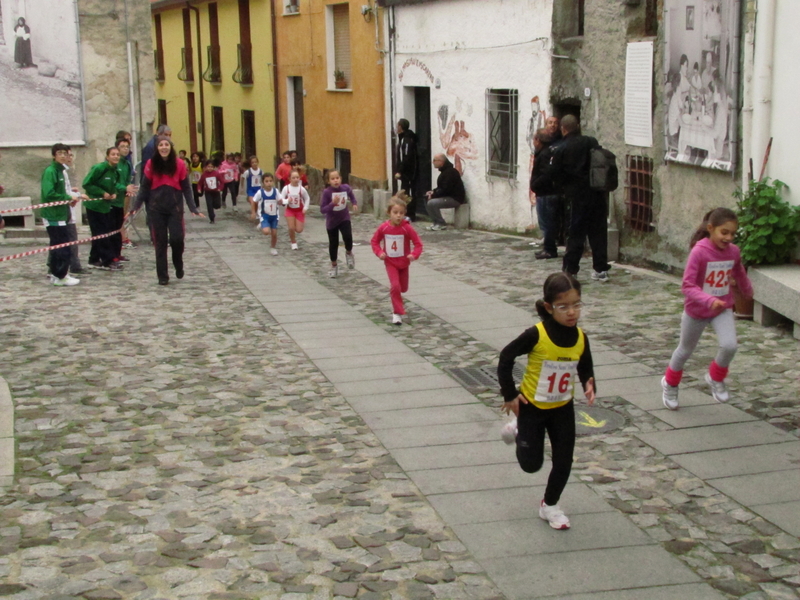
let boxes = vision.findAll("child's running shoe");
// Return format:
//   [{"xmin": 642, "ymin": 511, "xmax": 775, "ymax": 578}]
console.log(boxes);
[
  {"xmin": 705, "ymin": 372, "xmax": 730, "ymax": 403},
  {"xmin": 661, "ymin": 377, "xmax": 679, "ymax": 410},
  {"xmin": 346, "ymin": 252, "xmax": 355, "ymax": 269},
  {"xmin": 291, "ymin": 243, "xmax": 299, "ymax": 250},
  {"xmin": 122, "ymin": 240, "xmax": 136, "ymax": 249},
  {"xmin": 270, "ymin": 248, "xmax": 278, "ymax": 256},
  {"xmin": 392, "ymin": 313, "xmax": 402, "ymax": 325},
  {"xmin": 53, "ymin": 275, "xmax": 80, "ymax": 287},
  {"xmin": 501, "ymin": 418, "xmax": 518, "ymax": 445},
  {"xmin": 539, "ymin": 500, "xmax": 570, "ymax": 530},
  {"xmin": 329, "ymin": 265, "xmax": 338, "ymax": 278}
]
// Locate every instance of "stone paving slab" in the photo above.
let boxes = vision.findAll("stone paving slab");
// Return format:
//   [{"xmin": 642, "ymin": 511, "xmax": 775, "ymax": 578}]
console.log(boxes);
[
  {"xmin": 360, "ymin": 403, "xmax": 495, "ymax": 430},
  {"xmin": 333, "ymin": 373, "xmax": 462, "ymax": 397},
  {"xmin": 453, "ymin": 511, "xmax": 655, "ymax": 560},
  {"xmin": 668, "ymin": 441, "xmax": 800, "ymax": 479},
  {"xmin": 376, "ymin": 420, "xmax": 500, "ymax": 449},
  {"xmin": 592, "ymin": 350, "xmax": 637, "ymax": 365},
  {"xmin": 481, "ymin": 546, "xmax": 701, "ymax": 599},
  {"xmin": 707, "ymin": 469, "xmax": 800, "ymax": 505},
  {"xmin": 636, "ymin": 420, "xmax": 796, "ymax": 454},
  {"xmin": 596, "ymin": 375, "xmax": 664, "ymax": 397},
  {"xmin": 412, "ymin": 463, "xmax": 557, "ymax": 495},
  {"xmin": 280, "ymin": 317, "xmax": 376, "ymax": 332},
  {"xmin": 750, "ymin": 500, "xmax": 800, "ymax": 538},
  {"xmin": 312, "ymin": 351, "xmax": 426, "ymax": 371},
  {"xmin": 649, "ymin": 403, "xmax": 758, "ymax": 428},
  {"xmin": 539, "ymin": 582, "xmax": 729, "ymax": 600},
  {"xmin": 304, "ymin": 341, "xmax": 409, "ymax": 360},
  {"xmin": 427, "ymin": 483, "xmax": 615, "ymax": 525},
  {"xmin": 322, "ymin": 361, "xmax": 444, "ymax": 383},
  {"xmin": 457, "ymin": 318, "xmax": 535, "ymax": 332},
  {"xmin": 287, "ymin": 326, "xmax": 389, "ymax": 343},
  {"xmin": 622, "ymin": 386, "xmax": 717, "ymax": 411},
  {"xmin": 594, "ymin": 362, "xmax": 656, "ymax": 380},
  {"xmin": 393, "ymin": 440, "xmax": 515, "ymax": 471}
]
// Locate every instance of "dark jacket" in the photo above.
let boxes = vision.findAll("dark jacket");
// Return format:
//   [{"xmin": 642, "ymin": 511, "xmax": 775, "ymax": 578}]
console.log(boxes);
[
  {"xmin": 549, "ymin": 132, "xmax": 599, "ymax": 197},
  {"xmin": 140, "ymin": 136, "xmax": 158, "ymax": 170},
  {"xmin": 432, "ymin": 158, "xmax": 466, "ymax": 204},
  {"xmin": 131, "ymin": 160, "xmax": 198, "ymax": 215},
  {"xmin": 530, "ymin": 144, "xmax": 557, "ymax": 197},
  {"xmin": 396, "ymin": 129, "xmax": 418, "ymax": 182}
]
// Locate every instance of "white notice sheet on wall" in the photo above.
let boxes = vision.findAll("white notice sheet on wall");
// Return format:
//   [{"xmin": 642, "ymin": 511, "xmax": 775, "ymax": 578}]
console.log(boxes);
[{"xmin": 624, "ymin": 41, "xmax": 654, "ymax": 147}]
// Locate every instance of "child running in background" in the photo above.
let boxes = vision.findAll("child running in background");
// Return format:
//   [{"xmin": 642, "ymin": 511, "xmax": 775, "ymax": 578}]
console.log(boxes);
[
  {"xmin": 319, "ymin": 169, "xmax": 358, "ymax": 278},
  {"xmin": 198, "ymin": 159, "xmax": 222, "ymax": 224},
  {"xmin": 661, "ymin": 207, "xmax": 753, "ymax": 410},
  {"xmin": 220, "ymin": 153, "xmax": 238, "ymax": 209},
  {"xmin": 370, "ymin": 193, "xmax": 423, "ymax": 325},
  {"xmin": 497, "ymin": 272, "xmax": 595, "ymax": 530},
  {"xmin": 242, "ymin": 156, "xmax": 263, "ymax": 216},
  {"xmin": 281, "ymin": 169, "xmax": 310, "ymax": 250},
  {"xmin": 275, "ymin": 151, "xmax": 293, "ymax": 189},
  {"xmin": 253, "ymin": 173, "xmax": 280, "ymax": 255},
  {"xmin": 189, "ymin": 152, "xmax": 204, "ymax": 209}
]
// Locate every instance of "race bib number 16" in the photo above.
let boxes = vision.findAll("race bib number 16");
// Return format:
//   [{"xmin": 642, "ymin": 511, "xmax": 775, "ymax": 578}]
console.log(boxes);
[{"xmin": 535, "ymin": 360, "xmax": 577, "ymax": 403}]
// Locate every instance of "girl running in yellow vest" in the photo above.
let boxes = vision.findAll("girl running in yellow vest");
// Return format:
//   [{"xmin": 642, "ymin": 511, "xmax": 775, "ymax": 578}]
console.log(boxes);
[{"xmin": 497, "ymin": 272, "xmax": 596, "ymax": 530}]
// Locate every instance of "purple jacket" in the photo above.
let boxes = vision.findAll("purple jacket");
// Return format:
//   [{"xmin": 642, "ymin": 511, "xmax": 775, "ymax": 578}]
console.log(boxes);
[
  {"xmin": 319, "ymin": 184, "xmax": 357, "ymax": 229},
  {"xmin": 682, "ymin": 237, "xmax": 753, "ymax": 319}
]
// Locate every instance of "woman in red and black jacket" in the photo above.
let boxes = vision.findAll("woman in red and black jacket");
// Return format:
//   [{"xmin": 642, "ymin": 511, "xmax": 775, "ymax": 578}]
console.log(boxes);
[{"xmin": 130, "ymin": 136, "xmax": 204, "ymax": 285}]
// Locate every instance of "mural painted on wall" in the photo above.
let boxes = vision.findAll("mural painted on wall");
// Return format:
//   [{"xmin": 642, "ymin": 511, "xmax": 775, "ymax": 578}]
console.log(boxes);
[
  {"xmin": 437, "ymin": 104, "xmax": 477, "ymax": 175},
  {"xmin": 526, "ymin": 96, "xmax": 547, "ymax": 207},
  {"xmin": 664, "ymin": 0, "xmax": 739, "ymax": 171},
  {"xmin": 0, "ymin": 0, "xmax": 85, "ymax": 146}
]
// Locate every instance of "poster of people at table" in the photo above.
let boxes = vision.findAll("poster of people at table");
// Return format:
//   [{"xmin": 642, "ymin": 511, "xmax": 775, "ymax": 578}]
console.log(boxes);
[
  {"xmin": 664, "ymin": 0, "xmax": 739, "ymax": 171},
  {"xmin": 0, "ymin": 0, "xmax": 86, "ymax": 147}
]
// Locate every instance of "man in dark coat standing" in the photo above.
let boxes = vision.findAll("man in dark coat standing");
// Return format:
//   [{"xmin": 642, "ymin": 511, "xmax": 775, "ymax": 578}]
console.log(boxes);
[
  {"xmin": 394, "ymin": 119, "xmax": 419, "ymax": 220},
  {"xmin": 549, "ymin": 115, "xmax": 611, "ymax": 281}
]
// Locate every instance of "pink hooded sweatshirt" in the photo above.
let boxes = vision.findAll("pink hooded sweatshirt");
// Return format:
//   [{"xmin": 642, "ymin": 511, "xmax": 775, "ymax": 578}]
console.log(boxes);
[{"xmin": 681, "ymin": 237, "xmax": 753, "ymax": 320}]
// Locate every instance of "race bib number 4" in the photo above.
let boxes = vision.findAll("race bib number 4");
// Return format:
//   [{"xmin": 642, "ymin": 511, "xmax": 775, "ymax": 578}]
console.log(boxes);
[
  {"xmin": 535, "ymin": 360, "xmax": 577, "ymax": 403},
  {"xmin": 703, "ymin": 260, "xmax": 734, "ymax": 297},
  {"xmin": 332, "ymin": 192, "xmax": 349, "ymax": 211},
  {"xmin": 190, "ymin": 171, "xmax": 201, "ymax": 184},
  {"xmin": 385, "ymin": 234, "xmax": 405, "ymax": 258}
]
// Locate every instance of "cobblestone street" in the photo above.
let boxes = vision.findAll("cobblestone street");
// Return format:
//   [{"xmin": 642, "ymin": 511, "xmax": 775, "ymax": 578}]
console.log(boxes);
[{"xmin": 0, "ymin": 206, "xmax": 798, "ymax": 600}]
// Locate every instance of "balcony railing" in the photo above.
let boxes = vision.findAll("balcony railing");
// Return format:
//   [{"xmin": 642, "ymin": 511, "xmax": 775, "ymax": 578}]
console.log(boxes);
[
  {"xmin": 232, "ymin": 43, "xmax": 253, "ymax": 85},
  {"xmin": 177, "ymin": 47, "xmax": 194, "ymax": 82},
  {"xmin": 154, "ymin": 49, "xmax": 165, "ymax": 82},
  {"xmin": 203, "ymin": 45, "xmax": 222, "ymax": 83}
]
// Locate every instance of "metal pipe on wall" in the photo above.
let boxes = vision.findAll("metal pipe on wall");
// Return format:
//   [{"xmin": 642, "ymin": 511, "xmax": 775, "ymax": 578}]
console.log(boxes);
[
  {"xmin": 750, "ymin": 0, "xmax": 775, "ymax": 180},
  {"xmin": 187, "ymin": 2, "xmax": 206, "ymax": 154}
]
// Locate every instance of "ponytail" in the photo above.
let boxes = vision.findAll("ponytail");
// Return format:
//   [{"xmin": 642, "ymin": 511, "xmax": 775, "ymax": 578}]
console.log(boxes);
[{"xmin": 690, "ymin": 207, "xmax": 737, "ymax": 249}]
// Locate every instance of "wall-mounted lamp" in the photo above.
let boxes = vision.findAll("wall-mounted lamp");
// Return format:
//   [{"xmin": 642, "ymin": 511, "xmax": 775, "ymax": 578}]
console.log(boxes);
[{"xmin": 360, "ymin": 4, "xmax": 373, "ymax": 23}]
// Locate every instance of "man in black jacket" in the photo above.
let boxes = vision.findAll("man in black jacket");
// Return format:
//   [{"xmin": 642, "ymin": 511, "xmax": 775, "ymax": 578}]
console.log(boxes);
[
  {"xmin": 529, "ymin": 129, "xmax": 560, "ymax": 259},
  {"xmin": 549, "ymin": 115, "xmax": 611, "ymax": 280},
  {"xmin": 425, "ymin": 154, "xmax": 465, "ymax": 231},
  {"xmin": 394, "ymin": 119, "xmax": 419, "ymax": 220}
]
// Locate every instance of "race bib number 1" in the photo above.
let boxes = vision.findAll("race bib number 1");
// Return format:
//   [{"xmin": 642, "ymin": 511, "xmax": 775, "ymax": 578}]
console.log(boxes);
[
  {"xmin": 534, "ymin": 360, "xmax": 577, "ymax": 403},
  {"xmin": 385, "ymin": 234, "xmax": 404, "ymax": 258},
  {"xmin": 702, "ymin": 260, "xmax": 734, "ymax": 297}
]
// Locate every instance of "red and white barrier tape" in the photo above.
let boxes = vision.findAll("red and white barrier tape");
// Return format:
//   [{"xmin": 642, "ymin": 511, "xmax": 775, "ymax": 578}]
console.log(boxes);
[
  {"xmin": 0, "ymin": 198, "xmax": 110, "ymax": 215},
  {"xmin": 0, "ymin": 228, "xmax": 126, "ymax": 263}
]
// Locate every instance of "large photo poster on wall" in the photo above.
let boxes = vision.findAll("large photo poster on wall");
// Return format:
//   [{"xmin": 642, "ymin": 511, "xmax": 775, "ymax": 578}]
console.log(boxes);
[
  {"xmin": 664, "ymin": 0, "xmax": 739, "ymax": 171},
  {"xmin": 0, "ymin": 0, "xmax": 85, "ymax": 147}
]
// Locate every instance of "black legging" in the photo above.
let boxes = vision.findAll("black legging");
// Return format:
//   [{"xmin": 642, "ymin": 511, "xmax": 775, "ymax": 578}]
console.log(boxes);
[
  {"xmin": 149, "ymin": 209, "xmax": 185, "ymax": 283},
  {"xmin": 516, "ymin": 400, "xmax": 575, "ymax": 506},
  {"xmin": 327, "ymin": 220, "xmax": 353, "ymax": 263}
]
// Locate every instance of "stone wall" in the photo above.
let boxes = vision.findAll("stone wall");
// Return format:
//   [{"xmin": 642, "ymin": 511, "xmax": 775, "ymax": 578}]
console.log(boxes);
[{"xmin": 0, "ymin": 0, "xmax": 155, "ymax": 203}]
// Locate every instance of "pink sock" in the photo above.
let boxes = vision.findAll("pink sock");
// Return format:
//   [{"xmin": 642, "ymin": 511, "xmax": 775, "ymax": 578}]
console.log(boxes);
[
  {"xmin": 709, "ymin": 361, "xmax": 729, "ymax": 382},
  {"xmin": 664, "ymin": 367, "xmax": 682, "ymax": 387}
]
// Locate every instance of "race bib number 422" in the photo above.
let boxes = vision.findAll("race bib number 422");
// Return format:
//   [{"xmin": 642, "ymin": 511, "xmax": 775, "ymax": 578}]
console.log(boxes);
[{"xmin": 703, "ymin": 260, "xmax": 734, "ymax": 297}]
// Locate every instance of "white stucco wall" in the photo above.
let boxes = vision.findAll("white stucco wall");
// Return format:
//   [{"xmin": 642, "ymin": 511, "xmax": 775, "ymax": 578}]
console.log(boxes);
[
  {"xmin": 765, "ymin": 1, "xmax": 799, "ymax": 206},
  {"xmin": 390, "ymin": 0, "xmax": 554, "ymax": 231}
]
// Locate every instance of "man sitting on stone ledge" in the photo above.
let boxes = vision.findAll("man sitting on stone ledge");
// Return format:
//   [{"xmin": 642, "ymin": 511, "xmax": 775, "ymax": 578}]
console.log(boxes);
[{"xmin": 425, "ymin": 154, "xmax": 466, "ymax": 231}]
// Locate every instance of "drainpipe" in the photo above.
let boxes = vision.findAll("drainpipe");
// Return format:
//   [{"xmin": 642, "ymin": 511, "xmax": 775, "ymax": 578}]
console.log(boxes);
[
  {"xmin": 122, "ymin": 0, "xmax": 139, "ymax": 162},
  {"xmin": 187, "ymin": 2, "xmax": 206, "ymax": 154},
  {"xmin": 740, "ymin": 0, "xmax": 756, "ymax": 184},
  {"xmin": 271, "ymin": 0, "xmax": 281, "ymax": 163},
  {"xmin": 387, "ymin": 6, "xmax": 396, "ymax": 187},
  {"xmin": 750, "ymin": 0, "xmax": 776, "ymax": 181}
]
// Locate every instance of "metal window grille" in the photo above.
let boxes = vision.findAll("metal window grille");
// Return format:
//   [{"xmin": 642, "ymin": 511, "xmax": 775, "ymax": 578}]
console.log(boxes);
[
  {"xmin": 625, "ymin": 155, "xmax": 655, "ymax": 232},
  {"xmin": 486, "ymin": 89, "xmax": 519, "ymax": 180},
  {"xmin": 203, "ymin": 45, "xmax": 222, "ymax": 83},
  {"xmin": 233, "ymin": 43, "xmax": 253, "ymax": 85},
  {"xmin": 177, "ymin": 47, "xmax": 194, "ymax": 82}
]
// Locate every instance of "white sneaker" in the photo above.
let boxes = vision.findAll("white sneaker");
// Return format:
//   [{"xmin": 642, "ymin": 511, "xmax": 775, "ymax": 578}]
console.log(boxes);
[
  {"xmin": 705, "ymin": 372, "xmax": 730, "ymax": 403},
  {"xmin": 539, "ymin": 500, "xmax": 570, "ymax": 530},
  {"xmin": 47, "ymin": 274, "xmax": 56, "ymax": 283},
  {"xmin": 501, "ymin": 418, "xmax": 518, "ymax": 445},
  {"xmin": 392, "ymin": 313, "xmax": 403, "ymax": 325},
  {"xmin": 591, "ymin": 270, "xmax": 609, "ymax": 282},
  {"xmin": 427, "ymin": 224, "xmax": 446, "ymax": 231},
  {"xmin": 661, "ymin": 377, "xmax": 679, "ymax": 410},
  {"xmin": 233, "ymin": 206, "xmax": 238, "ymax": 213},
  {"xmin": 329, "ymin": 265, "xmax": 338, "ymax": 278},
  {"xmin": 270, "ymin": 248, "xmax": 278, "ymax": 256},
  {"xmin": 291, "ymin": 243, "xmax": 298, "ymax": 250},
  {"xmin": 346, "ymin": 252, "xmax": 355, "ymax": 269},
  {"xmin": 53, "ymin": 275, "xmax": 80, "ymax": 287}
]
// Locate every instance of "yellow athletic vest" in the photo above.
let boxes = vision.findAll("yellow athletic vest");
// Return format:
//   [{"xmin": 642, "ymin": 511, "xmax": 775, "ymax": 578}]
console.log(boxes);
[{"xmin": 519, "ymin": 321, "xmax": 585, "ymax": 410}]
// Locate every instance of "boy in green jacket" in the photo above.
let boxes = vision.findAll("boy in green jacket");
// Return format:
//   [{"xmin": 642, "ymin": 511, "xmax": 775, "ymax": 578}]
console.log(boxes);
[
  {"xmin": 83, "ymin": 147, "xmax": 122, "ymax": 270},
  {"xmin": 41, "ymin": 143, "xmax": 80, "ymax": 286}
]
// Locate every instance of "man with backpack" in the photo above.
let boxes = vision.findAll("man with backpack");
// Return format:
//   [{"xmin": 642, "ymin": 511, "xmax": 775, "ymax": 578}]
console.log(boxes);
[{"xmin": 549, "ymin": 115, "xmax": 614, "ymax": 281}]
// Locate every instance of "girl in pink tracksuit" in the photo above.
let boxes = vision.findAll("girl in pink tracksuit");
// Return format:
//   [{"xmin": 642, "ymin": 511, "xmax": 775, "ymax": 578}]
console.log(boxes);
[
  {"xmin": 371, "ymin": 194, "xmax": 423, "ymax": 325},
  {"xmin": 661, "ymin": 207, "xmax": 753, "ymax": 410}
]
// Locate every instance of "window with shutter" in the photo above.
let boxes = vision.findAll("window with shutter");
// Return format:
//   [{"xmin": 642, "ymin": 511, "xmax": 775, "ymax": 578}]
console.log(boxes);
[{"xmin": 331, "ymin": 4, "xmax": 351, "ymax": 89}]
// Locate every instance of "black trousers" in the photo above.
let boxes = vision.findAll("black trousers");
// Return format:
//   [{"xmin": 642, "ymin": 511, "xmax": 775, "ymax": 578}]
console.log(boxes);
[
  {"xmin": 205, "ymin": 191, "xmax": 220, "ymax": 222},
  {"xmin": 398, "ymin": 175, "xmax": 416, "ymax": 220},
  {"xmin": 327, "ymin": 220, "xmax": 353, "ymax": 263},
  {"xmin": 86, "ymin": 209, "xmax": 115, "ymax": 267},
  {"xmin": 109, "ymin": 206, "xmax": 124, "ymax": 259},
  {"xmin": 149, "ymin": 209, "xmax": 185, "ymax": 282},
  {"xmin": 562, "ymin": 192, "xmax": 610, "ymax": 275},
  {"xmin": 46, "ymin": 224, "xmax": 71, "ymax": 279},
  {"xmin": 222, "ymin": 182, "xmax": 237, "ymax": 206},
  {"xmin": 516, "ymin": 400, "xmax": 575, "ymax": 506}
]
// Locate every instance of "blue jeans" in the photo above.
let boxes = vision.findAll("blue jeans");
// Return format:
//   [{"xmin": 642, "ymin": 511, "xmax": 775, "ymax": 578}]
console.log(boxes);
[{"xmin": 535, "ymin": 194, "xmax": 560, "ymax": 255}]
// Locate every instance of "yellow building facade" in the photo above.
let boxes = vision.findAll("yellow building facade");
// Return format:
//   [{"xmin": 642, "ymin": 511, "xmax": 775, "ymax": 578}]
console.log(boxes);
[
  {"xmin": 150, "ymin": 0, "xmax": 277, "ymax": 163},
  {"xmin": 275, "ymin": 0, "xmax": 387, "ymax": 184}
]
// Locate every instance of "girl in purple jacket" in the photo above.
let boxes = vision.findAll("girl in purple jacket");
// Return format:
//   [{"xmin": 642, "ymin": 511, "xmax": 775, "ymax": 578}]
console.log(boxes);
[
  {"xmin": 319, "ymin": 170, "xmax": 358, "ymax": 278},
  {"xmin": 661, "ymin": 207, "xmax": 753, "ymax": 410}
]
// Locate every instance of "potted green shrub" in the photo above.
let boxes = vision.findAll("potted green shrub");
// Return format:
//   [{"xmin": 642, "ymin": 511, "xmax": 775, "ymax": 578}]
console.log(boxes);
[
  {"xmin": 333, "ymin": 70, "xmax": 347, "ymax": 89},
  {"xmin": 732, "ymin": 177, "xmax": 800, "ymax": 317}
]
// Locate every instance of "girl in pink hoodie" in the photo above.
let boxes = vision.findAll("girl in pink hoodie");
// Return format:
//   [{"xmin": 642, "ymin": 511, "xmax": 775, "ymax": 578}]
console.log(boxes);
[
  {"xmin": 661, "ymin": 207, "xmax": 753, "ymax": 410},
  {"xmin": 371, "ymin": 194, "xmax": 423, "ymax": 325},
  {"xmin": 219, "ymin": 154, "xmax": 238, "ymax": 209}
]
